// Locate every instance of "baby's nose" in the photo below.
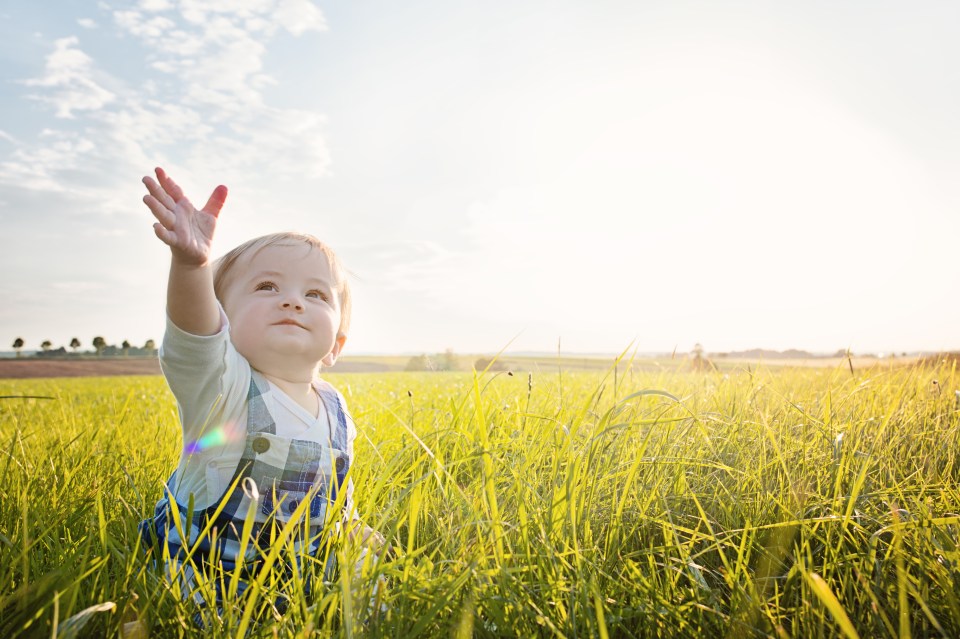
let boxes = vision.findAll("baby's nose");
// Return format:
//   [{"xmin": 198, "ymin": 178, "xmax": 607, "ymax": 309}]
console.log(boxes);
[{"xmin": 281, "ymin": 298, "xmax": 304, "ymax": 310}]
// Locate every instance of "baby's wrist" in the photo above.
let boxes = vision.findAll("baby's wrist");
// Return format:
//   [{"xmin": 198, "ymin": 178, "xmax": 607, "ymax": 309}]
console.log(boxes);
[{"xmin": 170, "ymin": 252, "xmax": 211, "ymax": 269}]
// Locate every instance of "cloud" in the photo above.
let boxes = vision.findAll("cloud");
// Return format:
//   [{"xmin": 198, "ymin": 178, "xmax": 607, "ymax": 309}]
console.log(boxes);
[
  {"xmin": 23, "ymin": 37, "xmax": 115, "ymax": 119},
  {"xmin": 138, "ymin": 0, "xmax": 172, "ymax": 10},
  {"xmin": 77, "ymin": 18, "xmax": 98, "ymax": 29},
  {"xmin": 273, "ymin": 0, "xmax": 327, "ymax": 35},
  {"xmin": 109, "ymin": 1, "xmax": 332, "ymax": 183},
  {"xmin": 1, "ymin": 1, "xmax": 331, "ymax": 210},
  {"xmin": 0, "ymin": 129, "xmax": 100, "ymax": 192},
  {"xmin": 113, "ymin": 11, "xmax": 177, "ymax": 40},
  {"xmin": 112, "ymin": 1, "xmax": 324, "ymax": 112}
]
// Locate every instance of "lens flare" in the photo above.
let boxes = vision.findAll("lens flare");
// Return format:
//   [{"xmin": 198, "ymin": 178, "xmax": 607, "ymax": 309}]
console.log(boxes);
[{"xmin": 183, "ymin": 425, "xmax": 231, "ymax": 454}]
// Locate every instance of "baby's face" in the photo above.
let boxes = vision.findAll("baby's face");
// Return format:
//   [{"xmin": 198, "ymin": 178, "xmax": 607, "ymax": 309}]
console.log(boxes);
[{"xmin": 221, "ymin": 243, "xmax": 344, "ymax": 373}]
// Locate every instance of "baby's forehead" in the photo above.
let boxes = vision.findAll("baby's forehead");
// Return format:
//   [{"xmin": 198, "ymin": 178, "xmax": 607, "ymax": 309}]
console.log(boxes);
[
  {"xmin": 247, "ymin": 241, "xmax": 318, "ymax": 262},
  {"xmin": 232, "ymin": 242, "xmax": 337, "ymax": 280}
]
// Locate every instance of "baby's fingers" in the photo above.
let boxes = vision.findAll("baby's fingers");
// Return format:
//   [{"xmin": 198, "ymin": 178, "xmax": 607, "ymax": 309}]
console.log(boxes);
[
  {"xmin": 142, "ymin": 175, "xmax": 176, "ymax": 211},
  {"xmin": 201, "ymin": 184, "xmax": 228, "ymax": 218},
  {"xmin": 155, "ymin": 167, "xmax": 186, "ymax": 204},
  {"xmin": 143, "ymin": 194, "xmax": 176, "ymax": 230},
  {"xmin": 152, "ymin": 222, "xmax": 176, "ymax": 247}
]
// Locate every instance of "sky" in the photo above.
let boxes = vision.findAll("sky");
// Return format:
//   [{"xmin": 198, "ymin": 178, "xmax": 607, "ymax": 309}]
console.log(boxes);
[{"xmin": 1, "ymin": 1, "xmax": 958, "ymax": 356}]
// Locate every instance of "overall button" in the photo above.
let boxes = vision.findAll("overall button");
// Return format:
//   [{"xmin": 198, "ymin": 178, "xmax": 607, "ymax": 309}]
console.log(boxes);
[
  {"xmin": 252, "ymin": 437, "xmax": 270, "ymax": 454},
  {"xmin": 335, "ymin": 457, "xmax": 346, "ymax": 472},
  {"xmin": 286, "ymin": 498, "xmax": 299, "ymax": 514}
]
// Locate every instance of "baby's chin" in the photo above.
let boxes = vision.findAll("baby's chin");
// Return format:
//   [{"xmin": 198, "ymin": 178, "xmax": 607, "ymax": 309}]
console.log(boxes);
[{"xmin": 238, "ymin": 346, "xmax": 324, "ymax": 380}]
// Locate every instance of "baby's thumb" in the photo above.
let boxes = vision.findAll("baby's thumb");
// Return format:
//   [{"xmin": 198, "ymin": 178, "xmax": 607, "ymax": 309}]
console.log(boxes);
[{"xmin": 202, "ymin": 185, "xmax": 229, "ymax": 217}]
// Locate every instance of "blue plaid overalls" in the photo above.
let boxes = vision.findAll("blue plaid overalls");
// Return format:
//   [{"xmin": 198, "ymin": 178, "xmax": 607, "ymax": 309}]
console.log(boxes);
[{"xmin": 140, "ymin": 371, "xmax": 352, "ymax": 603}]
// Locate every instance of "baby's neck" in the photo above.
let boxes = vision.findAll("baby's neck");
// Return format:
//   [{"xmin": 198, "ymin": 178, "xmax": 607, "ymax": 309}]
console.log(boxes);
[{"xmin": 261, "ymin": 372, "xmax": 319, "ymax": 417}]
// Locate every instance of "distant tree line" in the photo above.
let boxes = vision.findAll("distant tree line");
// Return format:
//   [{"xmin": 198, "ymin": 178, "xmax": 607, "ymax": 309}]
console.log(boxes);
[
  {"xmin": 9, "ymin": 337, "xmax": 157, "ymax": 357},
  {"xmin": 403, "ymin": 349, "xmax": 508, "ymax": 372},
  {"xmin": 405, "ymin": 349, "xmax": 460, "ymax": 372}
]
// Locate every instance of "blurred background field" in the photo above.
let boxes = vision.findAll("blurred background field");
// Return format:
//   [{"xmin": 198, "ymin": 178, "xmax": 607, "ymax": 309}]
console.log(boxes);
[
  {"xmin": 0, "ymin": 350, "xmax": 928, "ymax": 379},
  {"xmin": 1, "ymin": 361, "xmax": 958, "ymax": 637}
]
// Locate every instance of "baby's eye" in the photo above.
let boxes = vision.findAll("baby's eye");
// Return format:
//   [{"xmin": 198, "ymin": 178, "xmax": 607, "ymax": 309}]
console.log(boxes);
[
  {"xmin": 255, "ymin": 281, "xmax": 278, "ymax": 292},
  {"xmin": 306, "ymin": 289, "xmax": 329, "ymax": 301}
]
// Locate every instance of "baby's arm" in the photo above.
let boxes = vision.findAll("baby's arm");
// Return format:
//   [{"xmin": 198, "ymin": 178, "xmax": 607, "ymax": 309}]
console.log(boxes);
[
  {"xmin": 352, "ymin": 523, "xmax": 387, "ymax": 553},
  {"xmin": 142, "ymin": 167, "xmax": 228, "ymax": 335}
]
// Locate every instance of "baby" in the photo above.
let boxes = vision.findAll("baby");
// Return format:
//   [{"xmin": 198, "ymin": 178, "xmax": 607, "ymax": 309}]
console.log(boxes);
[{"xmin": 138, "ymin": 167, "xmax": 381, "ymax": 620}]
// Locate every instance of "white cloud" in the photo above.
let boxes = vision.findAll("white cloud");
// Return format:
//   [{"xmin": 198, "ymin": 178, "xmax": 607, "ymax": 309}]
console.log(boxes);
[
  {"xmin": 0, "ymin": 130, "xmax": 98, "ymax": 191},
  {"xmin": 113, "ymin": 11, "xmax": 176, "ymax": 39},
  {"xmin": 108, "ymin": 0, "xmax": 329, "ymax": 146},
  {"xmin": 138, "ymin": 0, "xmax": 172, "ymax": 10},
  {"xmin": 244, "ymin": 17, "xmax": 270, "ymax": 33},
  {"xmin": 274, "ymin": 0, "xmax": 327, "ymax": 35},
  {"xmin": 23, "ymin": 37, "xmax": 115, "ymax": 118},
  {"xmin": 112, "ymin": 0, "xmax": 331, "ymax": 177},
  {"xmin": 3, "ymin": 1, "xmax": 330, "ymax": 203},
  {"xmin": 77, "ymin": 18, "xmax": 98, "ymax": 29}
]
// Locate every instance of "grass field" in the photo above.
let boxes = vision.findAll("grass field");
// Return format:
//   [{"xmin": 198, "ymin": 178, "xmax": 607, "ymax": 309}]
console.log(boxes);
[{"xmin": 1, "ymin": 358, "xmax": 959, "ymax": 637}]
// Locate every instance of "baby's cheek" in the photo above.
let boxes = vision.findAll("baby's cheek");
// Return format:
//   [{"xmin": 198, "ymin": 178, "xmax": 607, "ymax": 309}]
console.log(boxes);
[{"xmin": 230, "ymin": 324, "xmax": 260, "ymax": 362}]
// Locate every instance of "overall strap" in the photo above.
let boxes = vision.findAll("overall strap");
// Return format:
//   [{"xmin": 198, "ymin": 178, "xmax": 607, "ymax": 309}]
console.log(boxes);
[
  {"xmin": 247, "ymin": 370, "xmax": 277, "ymax": 435},
  {"xmin": 316, "ymin": 383, "xmax": 349, "ymax": 452}
]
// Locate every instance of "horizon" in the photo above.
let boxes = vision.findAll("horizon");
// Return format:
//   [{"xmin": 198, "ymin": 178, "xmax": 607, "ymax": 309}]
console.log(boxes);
[
  {"xmin": 0, "ymin": 343, "xmax": 944, "ymax": 359},
  {"xmin": 3, "ymin": 1, "xmax": 959, "ymax": 355}
]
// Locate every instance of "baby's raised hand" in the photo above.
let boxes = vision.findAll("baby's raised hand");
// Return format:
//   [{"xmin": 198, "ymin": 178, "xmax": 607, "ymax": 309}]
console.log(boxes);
[{"xmin": 142, "ymin": 167, "xmax": 228, "ymax": 266}]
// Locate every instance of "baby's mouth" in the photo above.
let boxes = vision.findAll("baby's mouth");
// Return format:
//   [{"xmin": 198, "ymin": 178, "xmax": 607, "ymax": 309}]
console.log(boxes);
[{"xmin": 274, "ymin": 319, "xmax": 307, "ymax": 329}]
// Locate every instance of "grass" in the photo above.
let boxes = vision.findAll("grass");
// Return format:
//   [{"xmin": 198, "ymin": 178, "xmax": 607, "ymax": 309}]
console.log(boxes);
[{"xmin": 0, "ymin": 358, "xmax": 958, "ymax": 637}]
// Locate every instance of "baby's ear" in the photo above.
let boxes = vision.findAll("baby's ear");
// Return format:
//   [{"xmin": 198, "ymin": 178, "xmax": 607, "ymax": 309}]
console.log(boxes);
[{"xmin": 322, "ymin": 334, "xmax": 347, "ymax": 367}]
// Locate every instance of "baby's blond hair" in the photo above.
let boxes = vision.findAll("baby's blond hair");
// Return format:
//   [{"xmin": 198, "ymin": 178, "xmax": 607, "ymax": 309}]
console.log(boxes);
[{"xmin": 212, "ymin": 232, "xmax": 351, "ymax": 336}]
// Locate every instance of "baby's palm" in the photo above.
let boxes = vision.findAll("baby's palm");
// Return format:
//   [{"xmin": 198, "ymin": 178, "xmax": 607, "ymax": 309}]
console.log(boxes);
[
  {"xmin": 143, "ymin": 167, "xmax": 228, "ymax": 265},
  {"xmin": 165, "ymin": 197, "xmax": 218, "ymax": 263}
]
